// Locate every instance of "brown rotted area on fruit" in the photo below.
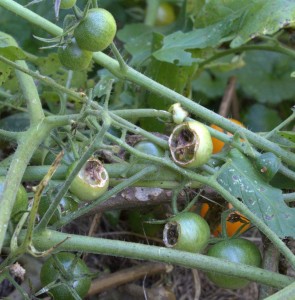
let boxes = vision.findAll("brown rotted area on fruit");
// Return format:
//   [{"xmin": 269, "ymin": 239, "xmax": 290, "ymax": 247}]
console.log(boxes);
[
  {"xmin": 84, "ymin": 159, "xmax": 107, "ymax": 184},
  {"xmin": 170, "ymin": 127, "xmax": 198, "ymax": 164},
  {"xmin": 163, "ymin": 221, "xmax": 179, "ymax": 247}
]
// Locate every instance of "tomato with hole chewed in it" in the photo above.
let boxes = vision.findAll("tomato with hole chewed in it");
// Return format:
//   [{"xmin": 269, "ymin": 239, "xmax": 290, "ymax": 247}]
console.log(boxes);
[
  {"xmin": 66, "ymin": 158, "xmax": 109, "ymax": 202},
  {"xmin": 211, "ymin": 118, "xmax": 245, "ymax": 154},
  {"xmin": 163, "ymin": 212, "xmax": 210, "ymax": 253},
  {"xmin": 40, "ymin": 252, "xmax": 91, "ymax": 300},
  {"xmin": 74, "ymin": 8, "xmax": 117, "ymax": 52},
  {"xmin": 206, "ymin": 238, "xmax": 262, "ymax": 289},
  {"xmin": 169, "ymin": 121, "xmax": 213, "ymax": 168}
]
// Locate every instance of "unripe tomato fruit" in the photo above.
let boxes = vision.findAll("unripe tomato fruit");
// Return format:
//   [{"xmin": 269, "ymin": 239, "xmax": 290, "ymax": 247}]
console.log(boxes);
[
  {"xmin": 155, "ymin": 3, "xmax": 176, "ymax": 26},
  {"xmin": 206, "ymin": 238, "xmax": 262, "ymax": 289},
  {"xmin": 38, "ymin": 195, "xmax": 78, "ymax": 225},
  {"xmin": 40, "ymin": 252, "xmax": 91, "ymax": 300},
  {"xmin": 0, "ymin": 177, "xmax": 28, "ymax": 223},
  {"xmin": 74, "ymin": 8, "xmax": 117, "ymax": 52},
  {"xmin": 200, "ymin": 203, "xmax": 250, "ymax": 237},
  {"xmin": 67, "ymin": 158, "xmax": 109, "ymax": 202},
  {"xmin": 58, "ymin": 0, "xmax": 76, "ymax": 9},
  {"xmin": 211, "ymin": 118, "xmax": 245, "ymax": 154},
  {"xmin": 163, "ymin": 212, "xmax": 210, "ymax": 253},
  {"xmin": 58, "ymin": 38, "xmax": 93, "ymax": 71},
  {"xmin": 131, "ymin": 140, "xmax": 165, "ymax": 162},
  {"xmin": 169, "ymin": 121, "xmax": 213, "ymax": 168}
]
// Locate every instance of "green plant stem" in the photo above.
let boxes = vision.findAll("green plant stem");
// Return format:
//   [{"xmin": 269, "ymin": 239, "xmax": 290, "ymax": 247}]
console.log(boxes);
[
  {"xmin": 112, "ymin": 109, "xmax": 171, "ymax": 120},
  {"xmin": 0, "ymin": 124, "xmax": 51, "ymax": 250},
  {"xmin": 29, "ymin": 229, "xmax": 294, "ymax": 289},
  {"xmin": 264, "ymin": 281, "xmax": 295, "ymax": 300},
  {"xmin": 145, "ymin": 0, "xmax": 160, "ymax": 26},
  {"xmin": 0, "ymin": 129, "xmax": 20, "ymax": 141},
  {"xmin": 283, "ymin": 192, "xmax": 295, "ymax": 203},
  {"xmin": 264, "ymin": 110, "xmax": 295, "ymax": 139},
  {"xmin": 199, "ymin": 43, "xmax": 295, "ymax": 68},
  {"xmin": 14, "ymin": 60, "xmax": 44, "ymax": 125},
  {"xmin": 54, "ymin": 165, "xmax": 158, "ymax": 227}
]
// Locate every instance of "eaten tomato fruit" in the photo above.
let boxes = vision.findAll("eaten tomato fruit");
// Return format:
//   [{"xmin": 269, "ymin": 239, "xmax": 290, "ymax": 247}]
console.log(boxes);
[
  {"xmin": 200, "ymin": 202, "xmax": 250, "ymax": 237},
  {"xmin": 67, "ymin": 158, "xmax": 109, "ymax": 202},
  {"xmin": 211, "ymin": 118, "xmax": 245, "ymax": 154},
  {"xmin": 40, "ymin": 252, "xmax": 91, "ymax": 300},
  {"xmin": 169, "ymin": 121, "xmax": 213, "ymax": 168},
  {"xmin": 163, "ymin": 212, "xmax": 210, "ymax": 253},
  {"xmin": 206, "ymin": 238, "xmax": 262, "ymax": 289},
  {"xmin": 74, "ymin": 8, "xmax": 117, "ymax": 52}
]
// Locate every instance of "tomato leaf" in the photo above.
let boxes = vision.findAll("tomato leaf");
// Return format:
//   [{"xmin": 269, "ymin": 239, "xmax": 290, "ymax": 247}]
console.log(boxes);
[
  {"xmin": 194, "ymin": 0, "xmax": 295, "ymax": 48},
  {"xmin": 217, "ymin": 149, "xmax": 295, "ymax": 238}
]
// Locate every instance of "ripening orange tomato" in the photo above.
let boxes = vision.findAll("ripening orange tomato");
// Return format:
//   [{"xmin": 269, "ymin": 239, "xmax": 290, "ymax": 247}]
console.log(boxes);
[
  {"xmin": 210, "ymin": 118, "xmax": 245, "ymax": 154},
  {"xmin": 200, "ymin": 203, "xmax": 250, "ymax": 237}
]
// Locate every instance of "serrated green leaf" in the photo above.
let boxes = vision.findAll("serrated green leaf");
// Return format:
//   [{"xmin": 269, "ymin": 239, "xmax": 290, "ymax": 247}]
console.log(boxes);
[
  {"xmin": 217, "ymin": 149, "xmax": 295, "ymax": 238},
  {"xmin": 193, "ymin": 0, "xmax": 295, "ymax": 48},
  {"xmin": 234, "ymin": 51, "xmax": 295, "ymax": 103},
  {"xmin": 230, "ymin": 0, "xmax": 295, "ymax": 47},
  {"xmin": 117, "ymin": 24, "xmax": 154, "ymax": 66},
  {"xmin": 153, "ymin": 23, "xmax": 233, "ymax": 66}
]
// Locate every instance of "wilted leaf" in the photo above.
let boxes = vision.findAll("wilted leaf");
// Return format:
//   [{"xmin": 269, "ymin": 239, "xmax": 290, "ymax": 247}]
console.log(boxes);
[{"xmin": 217, "ymin": 149, "xmax": 295, "ymax": 238}]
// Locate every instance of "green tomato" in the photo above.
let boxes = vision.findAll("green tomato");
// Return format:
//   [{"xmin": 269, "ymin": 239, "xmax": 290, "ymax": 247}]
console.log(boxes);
[
  {"xmin": 67, "ymin": 158, "xmax": 109, "ymax": 202},
  {"xmin": 74, "ymin": 8, "xmax": 117, "ymax": 52},
  {"xmin": 163, "ymin": 212, "xmax": 210, "ymax": 253},
  {"xmin": 58, "ymin": 0, "xmax": 76, "ymax": 9},
  {"xmin": 127, "ymin": 210, "xmax": 163, "ymax": 237},
  {"xmin": 58, "ymin": 38, "xmax": 93, "ymax": 71},
  {"xmin": 38, "ymin": 195, "xmax": 78, "ymax": 225},
  {"xmin": 40, "ymin": 252, "xmax": 91, "ymax": 300},
  {"xmin": 206, "ymin": 238, "xmax": 262, "ymax": 289},
  {"xmin": 0, "ymin": 176, "xmax": 28, "ymax": 223},
  {"xmin": 169, "ymin": 121, "xmax": 213, "ymax": 168},
  {"xmin": 155, "ymin": 3, "xmax": 176, "ymax": 26},
  {"xmin": 133, "ymin": 140, "xmax": 164, "ymax": 157}
]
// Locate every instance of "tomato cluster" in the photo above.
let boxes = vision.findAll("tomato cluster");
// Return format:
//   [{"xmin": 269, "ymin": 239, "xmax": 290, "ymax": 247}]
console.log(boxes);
[{"xmin": 58, "ymin": 7, "xmax": 116, "ymax": 70}]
